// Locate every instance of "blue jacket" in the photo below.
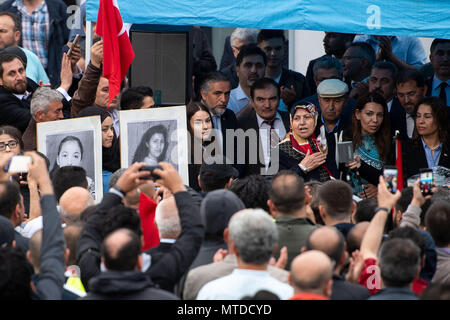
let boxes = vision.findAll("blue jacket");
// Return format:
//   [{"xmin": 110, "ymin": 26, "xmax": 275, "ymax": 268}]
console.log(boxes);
[{"xmin": 0, "ymin": 0, "xmax": 70, "ymax": 86}]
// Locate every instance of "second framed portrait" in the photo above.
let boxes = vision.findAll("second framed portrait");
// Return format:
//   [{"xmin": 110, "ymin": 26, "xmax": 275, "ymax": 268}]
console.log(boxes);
[
  {"xmin": 119, "ymin": 106, "xmax": 189, "ymax": 185},
  {"xmin": 37, "ymin": 116, "xmax": 103, "ymax": 202}
]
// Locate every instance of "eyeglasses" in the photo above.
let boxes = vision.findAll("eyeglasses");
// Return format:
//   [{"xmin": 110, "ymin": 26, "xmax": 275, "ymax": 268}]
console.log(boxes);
[{"xmin": 0, "ymin": 140, "xmax": 18, "ymax": 151}]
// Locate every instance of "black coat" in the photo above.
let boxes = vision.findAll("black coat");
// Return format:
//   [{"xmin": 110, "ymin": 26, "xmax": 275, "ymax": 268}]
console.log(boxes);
[
  {"xmin": 82, "ymin": 270, "xmax": 179, "ymax": 300},
  {"xmin": 402, "ymin": 137, "xmax": 450, "ymax": 183},
  {"xmin": 219, "ymin": 63, "xmax": 239, "ymax": 90},
  {"xmin": 236, "ymin": 104, "xmax": 290, "ymax": 177},
  {"xmin": 0, "ymin": 78, "xmax": 38, "ymax": 132},
  {"xmin": 390, "ymin": 98, "xmax": 408, "ymax": 140},
  {"xmin": 331, "ymin": 274, "xmax": 370, "ymax": 300},
  {"xmin": 76, "ymin": 191, "xmax": 204, "ymax": 292}
]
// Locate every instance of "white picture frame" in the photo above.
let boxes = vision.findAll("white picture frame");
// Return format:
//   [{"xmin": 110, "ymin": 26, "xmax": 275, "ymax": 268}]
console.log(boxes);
[
  {"xmin": 37, "ymin": 116, "xmax": 103, "ymax": 203},
  {"xmin": 119, "ymin": 106, "xmax": 189, "ymax": 185}
]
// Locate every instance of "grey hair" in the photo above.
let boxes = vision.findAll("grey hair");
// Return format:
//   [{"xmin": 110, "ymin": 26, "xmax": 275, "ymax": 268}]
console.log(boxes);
[
  {"xmin": 229, "ymin": 208, "xmax": 278, "ymax": 264},
  {"xmin": 230, "ymin": 28, "xmax": 258, "ymax": 47},
  {"xmin": 108, "ymin": 168, "xmax": 127, "ymax": 189},
  {"xmin": 313, "ymin": 55, "xmax": 343, "ymax": 79},
  {"xmin": 30, "ymin": 87, "xmax": 63, "ymax": 118},
  {"xmin": 199, "ymin": 71, "xmax": 230, "ymax": 95},
  {"xmin": 155, "ymin": 198, "xmax": 181, "ymax": 238}
]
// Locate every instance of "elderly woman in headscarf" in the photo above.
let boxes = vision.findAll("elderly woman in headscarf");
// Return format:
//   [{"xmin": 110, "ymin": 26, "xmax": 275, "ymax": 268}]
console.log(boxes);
[
  {"xmin": 274, "ymin": 103, "xmax": 332, "ymax": 183},
  {"xmin": 77, "ymin": 106, "xmax": 121, "ymax": 194}
]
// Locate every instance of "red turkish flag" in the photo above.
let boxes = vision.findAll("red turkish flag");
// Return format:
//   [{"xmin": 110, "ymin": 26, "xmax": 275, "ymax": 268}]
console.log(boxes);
[{"xmin": 96, "ymin": 0, "xmax": 134, "ymax": 107}]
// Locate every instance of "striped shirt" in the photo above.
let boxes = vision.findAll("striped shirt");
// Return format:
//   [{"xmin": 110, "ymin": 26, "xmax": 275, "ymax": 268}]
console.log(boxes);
[{"xmin": 13, "ymin": 0, "xmax": 50, "ymax": 68}]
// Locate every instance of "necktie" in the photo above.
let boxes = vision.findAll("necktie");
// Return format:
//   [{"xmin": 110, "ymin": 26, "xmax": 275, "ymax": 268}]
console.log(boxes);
[
  {"xmin": 439, "ymin": 82, "xmax": 448, "ymax": 106},
  {"xmin": 264, "ymin": 119, "xmax": 280, "ymax": 148}
]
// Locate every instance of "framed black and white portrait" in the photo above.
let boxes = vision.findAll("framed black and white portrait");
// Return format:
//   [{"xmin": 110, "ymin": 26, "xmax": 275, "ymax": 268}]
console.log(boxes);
[
  {"xmin": 37, "ymin": 116, "xmax": 103, "ymax": 202},
  {"xmin": 119, "ymin": 106, "xmax": 189, "ymax": 185}
]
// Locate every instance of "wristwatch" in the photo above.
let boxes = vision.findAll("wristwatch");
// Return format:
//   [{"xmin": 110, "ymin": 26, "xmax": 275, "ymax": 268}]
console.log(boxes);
[
  {"xmin": 374, "ymin": 207, "xmax": 390, "ymax": 214},
  {"xmin": 299, "ymin": 163, "xmax": 308, "ymax": 173}
]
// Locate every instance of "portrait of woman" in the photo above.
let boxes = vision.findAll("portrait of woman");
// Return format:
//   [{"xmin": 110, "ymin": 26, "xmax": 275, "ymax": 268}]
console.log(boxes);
[
  {"xmin": 49, "ymin": 134, "xmax": 96, "ymax": 199},
  {"xmin": 132, "ymin": 124, "xmax": 169, "ymax": 165}
]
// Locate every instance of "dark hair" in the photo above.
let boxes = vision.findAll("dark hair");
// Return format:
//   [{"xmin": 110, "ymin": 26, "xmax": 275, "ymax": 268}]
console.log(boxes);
[
  {"xmin": 414, "ymin": 96, "xmax": 448, "ymax": 144},
  {"xmin": 425, "ymin": 200, "xmax": 450, "ymax": 247},
  {"xmin": 102, "ymin": 229, "xmax": 141, "ymax": 271},
  {"xmin": 57, "ymin": 136, "xmax": 83, "ymax": 159},
  {"xmin": 51, "ymin": 166, "xmax": 88, "ymax": 202},
  {"xmin": 269, "ymin": 170, "xmax": 306, "ymax": 214},
  {"xmin": 388, "ymin": 226, "xmax": 426, "ymax": 257},
  {"xmin": 102, "ymin": 204, "xmax": 143, "ymax": 239},
  {"xmin": 306, "ymin": 227, "xmax": 345, "ymax": 265},
  {"xmin": 0, "ymin": 53, "xmax": 24, "ymax": 77},
  {"xmin": 430, "ymin": 38, "xmax": 450, "ymax": 55},
  {"xmin": 257, "ymin": 29, "xmax": 285, "ymax": 43},
  {"xmin": 305, "ymin": 181, "xmax": 324, "ymax": 225},
  {"xmin": 318, "ymin": 180, "xmax": 353, "ymax": 220},
  {"xmin": 193, "ymin": 57, "xmax": 218, "ymax": 102},
  {"xmin": 0, "ymin": 125, "xmax": 24, "ymax": 151},
  {"xmin": 186, "ymin": 100, "xmax": 211, "ymax": 141},
  {"xmin": 230, "ymin": 175, "xmax": 270, "ymax": 212},
  {"xmin": 312, "ymin": 55, "xmax": 343, "ymax": 79},
  {"xmin": 199, "ymin": 165, "xmax": 233, "ymax": 193},
  {"xmin": 120, "ymin": 86, "xmax": 154, "ymax": 110},
  {"xmin": 235, "ymin": 44, "xmax": 267, "ymax": 67},
  {"xmin": 347, "ymin": 41, "xmax": 376, "ymax": 67},
  {"xmin": 132, "ymin": 124, "xmax": 169, "ymax": 163},
  {"xmin": 372, "ymin": 61, "xmax": 398, "ymax": 80},
  {"xmin": 354, "ymin": 198, "xmax": 377, "ymax": 223},
  {"xmin": 396, "ymin": 68, "xmax": 425, "ymax": 88},
  {"xmin": 250, "ymin": 77, "xmax": 280, "ymax": 100},
  {"xmin": 63, "ymin": 222, "xmax": 84, "ymax": 266},
  {"xmin": 379, "ymin": 238, "xmax": 421, "ymax": 287},
  {"xmin": 242, "ymin": 290, "xmax": 280, "ymax": 300},
  {"xmin": 352, "ymin": 92, "xmax": 391, "ymax": 161},
  {"xmin": 0, "ymin": 181, "xmax": 21, "ymax": 219},
  {"xmin": 394, "ymin": 187, "xmax": 413, "ymax": 213},
  {"xmin": 0, "ymin": 11, "xmax": 21, "ymax": 33},
  {"xmin": 0, "ymin": 246, "xmax": 31, "ymax": 300}
]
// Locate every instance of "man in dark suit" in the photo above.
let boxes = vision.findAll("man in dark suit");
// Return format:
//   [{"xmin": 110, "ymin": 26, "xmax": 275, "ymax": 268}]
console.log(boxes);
[
  {"xmin": 368, "ymin": 61, "xmax": 407, "ymax": 139},
  {"xmin": 426, "ymin": 39, "xmax": 450, "ymax": 108},
  {"xmin": 0, "ymin": 53, "xmax": 38, "ymax": 132},
  {"xmin": 199, "ymin": 72, "xmax": 239, "ymax": 164},
  {"xmin": 396, "ymin": 69, "xmax": 428, "ymax": 140},
  {"xmin": 257, "ymin": 29, "xmax": 310, "ymax": 113},
  {"xmin": 236, "ymin": 78, "xmax": 290, "ymax": 177}
]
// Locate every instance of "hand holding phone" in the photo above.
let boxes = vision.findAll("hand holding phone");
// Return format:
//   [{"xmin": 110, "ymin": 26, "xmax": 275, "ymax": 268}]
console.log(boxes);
[
  {"xmin": 67, "ymin": 34, "xmax": 81, "ymax": 57},
  {"xmin": 138, "ymin": 165, "xmax": 162, "ymax": 181},
  {"xmin": 4, "ymin": 155, "xmax": 32, "ymax": 173},
  {"xmin": 419, "ymin": 168, "xmax": 434, "ymax": 196},
  {"xmin": 383, "ymin": 165, "xmax": 398, "ymax": 193}
]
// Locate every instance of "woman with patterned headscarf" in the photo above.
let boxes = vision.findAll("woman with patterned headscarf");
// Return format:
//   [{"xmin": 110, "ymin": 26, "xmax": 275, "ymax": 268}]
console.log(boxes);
[{"xmin": 273, "ymin": 102, "xmax": 332, "ymax": 182}]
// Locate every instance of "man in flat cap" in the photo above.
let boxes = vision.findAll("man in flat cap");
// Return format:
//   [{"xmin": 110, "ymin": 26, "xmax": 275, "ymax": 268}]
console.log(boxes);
[{"xmin": 315, "ymin": 78, "xmax": 352, "ymax": 178}]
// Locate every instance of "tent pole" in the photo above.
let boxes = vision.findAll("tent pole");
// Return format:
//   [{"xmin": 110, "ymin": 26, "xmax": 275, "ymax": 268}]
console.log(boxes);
[
  {"xmin": 85, "ymin": 20, "xmax": 92, "ymax": 66},
  {"xmin": 288, "ymin": 30, "xmax": 295, "ymax": 71}
]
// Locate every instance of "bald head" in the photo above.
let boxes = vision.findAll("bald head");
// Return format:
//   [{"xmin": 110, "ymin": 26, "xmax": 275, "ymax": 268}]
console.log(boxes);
[
  {"xmin": 155, "ymin": 197, "xmax": 181, "ymax": 239},
  {"xmin": 346, "ymin": 222, "xmax": 369, "ymax": 255},
  {"xmin": 290, "ymin": 250, "xmax": 333, "ymax": 297},
  {"xmin": 306, "ymin": 226, "xmax": 345, "ymax": 268},
  {"xmin": 102, "ymin": 228, "xmax": 141, "ymax": 271},
  {"xmin": 59, "ymin": 187, "xmax": 94, "ymax": 225}
]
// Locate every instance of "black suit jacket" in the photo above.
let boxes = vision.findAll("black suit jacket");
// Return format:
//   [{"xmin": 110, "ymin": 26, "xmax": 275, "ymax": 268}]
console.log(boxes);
[
  {"xmin": 0, "ymin": 77, "xmax": 38, "ymax": 132},
  {"xmin": 390, "ymin": 98, "xmax": 408, "ymax": 140},
  {"xmin": 402, "ymin": 138, "xmax": 450, "ymax": 183},
  {"xmin": 236, "ymin": 103, "xmax": 290, "ymax": 177}
]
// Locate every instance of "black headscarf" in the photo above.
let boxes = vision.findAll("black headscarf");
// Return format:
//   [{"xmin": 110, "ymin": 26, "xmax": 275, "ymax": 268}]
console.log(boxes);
[{"xmin": 77, "ymin": 106, "xmax": 121, "ymax": 173}]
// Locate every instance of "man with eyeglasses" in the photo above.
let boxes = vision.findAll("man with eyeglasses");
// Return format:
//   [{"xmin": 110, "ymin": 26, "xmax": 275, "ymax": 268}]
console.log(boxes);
[{"xmin": 396, "ymin": 69, "xmax": 428, "ymax": 139}]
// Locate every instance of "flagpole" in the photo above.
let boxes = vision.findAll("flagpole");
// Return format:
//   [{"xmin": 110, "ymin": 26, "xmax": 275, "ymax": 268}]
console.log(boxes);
[{"xmin": 85, "ymin": 20, "xmax": 93, "ymax": 66}]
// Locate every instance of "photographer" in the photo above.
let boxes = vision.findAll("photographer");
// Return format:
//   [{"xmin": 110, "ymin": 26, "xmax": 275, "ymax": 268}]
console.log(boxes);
[{"xmin": 76, "ymin": 162, "xmax": 204, "ymax": 294}]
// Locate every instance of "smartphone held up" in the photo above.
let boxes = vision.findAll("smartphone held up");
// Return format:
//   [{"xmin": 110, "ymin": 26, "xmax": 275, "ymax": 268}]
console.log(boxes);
[{"xmin": 383, "ymin": 165, "xmax": 398, "ymax": 193}]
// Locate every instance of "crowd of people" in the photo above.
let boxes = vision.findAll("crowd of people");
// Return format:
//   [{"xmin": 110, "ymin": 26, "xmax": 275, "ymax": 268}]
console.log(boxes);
[{"xmin": 0, "ymin": 0, "xmax": 450, "ymax": 301}]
